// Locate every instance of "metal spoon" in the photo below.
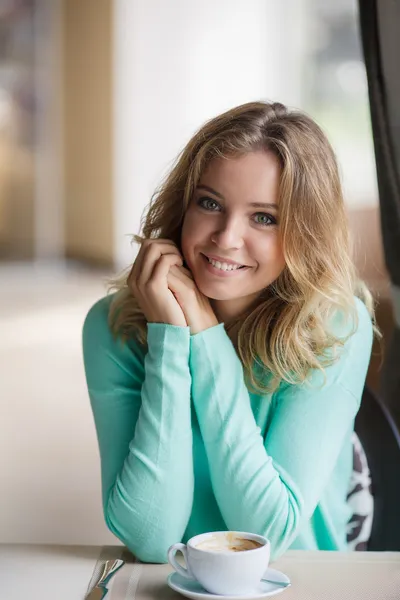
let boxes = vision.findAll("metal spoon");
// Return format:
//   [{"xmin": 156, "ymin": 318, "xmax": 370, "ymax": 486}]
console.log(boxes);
[
  {"xmin": 261, "ymin": 577, "xmax": 291, "ymax": 588},
  {"xmin": 86, "ymin": 559, "xmax": 125, "ymax": 599}
]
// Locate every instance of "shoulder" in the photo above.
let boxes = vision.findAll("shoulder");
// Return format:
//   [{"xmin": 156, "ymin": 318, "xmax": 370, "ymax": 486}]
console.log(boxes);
[
  {"xmin": 274, "ymin": 297, "xmax": 374, "ymax": 406},
  {"xmin": 82, "ymin": 293, "xmax": 115, "ymax": 350},
  {"xmin": 353, "ymin": 295, "xmax": 374, "ymax": 343},
  {"xmin": 309, "ymin": 296, "xmax": 374, "ymax": 398},
  {"xmin": 82, "ymin": 293, "xmax": 146, "ymax": 386},
  {"xmin": 328, "ymin": 295, "xmax": 373, "ymax": 349},
  {"xmin": 82, "ymin": 292, "xmax": 143, "ymax": 361}
]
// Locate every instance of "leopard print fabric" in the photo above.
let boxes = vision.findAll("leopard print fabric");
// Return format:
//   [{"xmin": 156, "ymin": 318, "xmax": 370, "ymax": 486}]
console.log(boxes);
[{"xmin": 346, "ymin": 432, "xmax": 374, "ymax": 551}]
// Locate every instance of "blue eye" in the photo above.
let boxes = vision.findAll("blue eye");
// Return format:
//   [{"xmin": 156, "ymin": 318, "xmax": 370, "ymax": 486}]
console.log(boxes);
[
  {"xmin": 253, "ymin": 213, "xmax": 276, "ymax": 226},
  {"xmin": 198, "ymin": 197, "xmax": 221, "ymax": 211}
]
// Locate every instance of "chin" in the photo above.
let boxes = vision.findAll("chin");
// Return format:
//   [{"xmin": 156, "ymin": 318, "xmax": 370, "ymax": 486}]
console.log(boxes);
[{"xmin": 194, "ymin": 279, "xmax": 238, "ymax": 301}]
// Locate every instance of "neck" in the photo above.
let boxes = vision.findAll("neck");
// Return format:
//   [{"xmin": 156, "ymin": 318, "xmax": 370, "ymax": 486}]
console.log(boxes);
[{"xmin": 210, "ymin": 294, "xmax": 260, "ymax": 325}]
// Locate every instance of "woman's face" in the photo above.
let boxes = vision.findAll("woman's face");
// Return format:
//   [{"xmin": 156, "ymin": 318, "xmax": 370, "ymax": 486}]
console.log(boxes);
[{"xmin": 181, "ymin": 150, "xmax": 286, "ymax": 321}]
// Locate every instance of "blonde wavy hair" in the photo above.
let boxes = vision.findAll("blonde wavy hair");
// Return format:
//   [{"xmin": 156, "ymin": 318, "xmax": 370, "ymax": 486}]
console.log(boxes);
[{"xmin": 109, "ymin": 101, "xmax": 379, "ymax": 393}]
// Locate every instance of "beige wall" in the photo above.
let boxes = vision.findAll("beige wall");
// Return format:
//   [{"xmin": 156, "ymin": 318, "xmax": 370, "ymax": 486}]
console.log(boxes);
[
  {"xmin": 63, "ymin": 0, "xmax": 114, "ymax": 265},
  {"xmin": 0, "ymin": 134, "xmax": 35, "ymax": 259},
  {"xmin": 348, "ymin": 205, "xmax": 394, "ymax": 393}
]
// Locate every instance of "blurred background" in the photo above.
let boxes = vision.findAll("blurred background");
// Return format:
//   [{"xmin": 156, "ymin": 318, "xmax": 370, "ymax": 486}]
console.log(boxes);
[{"xmin": 0, "ymin": 0, "xmax": 394, "ymax": 546}]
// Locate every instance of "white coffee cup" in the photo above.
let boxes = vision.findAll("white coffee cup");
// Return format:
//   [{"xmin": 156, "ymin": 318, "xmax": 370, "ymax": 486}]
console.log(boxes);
[{"xmin": 167, "ymin": 531, "xmax": 271, "ymax": 595}]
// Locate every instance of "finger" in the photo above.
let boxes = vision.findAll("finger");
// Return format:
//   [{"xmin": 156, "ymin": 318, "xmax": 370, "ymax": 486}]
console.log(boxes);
[
  {"xmin": 149, "ymin": 253, "xmax": 184, "ymax": 288},
  {"xmin": 178, "ymin": 266, "xmax": 194, "ymax": 280},
  {"xmin": 140, "ymin": 244, "xmax": 182, "ymax": 285},
  {"xmin": 131, "ymin": 239, "xmax": 179, "ymax": 277},
  {"xmin": 168, "ymin": 265, "xmax": 195, "ymax": 285},
  {"xmin": 167, "ymin": 268, "xmax": 186, "ymax": 299},
  {"xmin": 167, "ymin": 266, "xmax": 197, "ymax": 300},
  {"xmin": 134, "ymin": 240, "xmax": 182, "ymax": 286}
]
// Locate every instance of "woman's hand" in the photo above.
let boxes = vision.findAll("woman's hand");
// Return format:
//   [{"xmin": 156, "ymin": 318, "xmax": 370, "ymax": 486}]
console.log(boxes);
[
  {"xmin": 128, "ymin": 239, "xmax": 188, "ymax": 327},
  {"xmin": 167, "ymin": 266, "xmax": 218, "ymax": 335}
]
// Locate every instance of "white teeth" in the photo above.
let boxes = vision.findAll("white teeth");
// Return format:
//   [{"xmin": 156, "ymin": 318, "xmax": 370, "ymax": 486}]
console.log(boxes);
[{"xmin": 207, "ymin": 257, "xmax": 243, "ymax": 271}]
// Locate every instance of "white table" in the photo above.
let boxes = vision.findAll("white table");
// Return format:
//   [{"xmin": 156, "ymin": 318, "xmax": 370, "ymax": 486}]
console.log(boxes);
[
  {"xmin": 1, "ymin": 544, "xmax": 400, "ymax": 600},
  {"xmin": 0, "ymin": 544, "xmax": 101, "ymax": 600}
]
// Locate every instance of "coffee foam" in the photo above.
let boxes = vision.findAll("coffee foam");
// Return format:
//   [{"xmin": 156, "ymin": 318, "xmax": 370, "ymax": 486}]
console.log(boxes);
[{"xmin": 195, "ymin": 533, "xmax": 263, "ymax": 553}]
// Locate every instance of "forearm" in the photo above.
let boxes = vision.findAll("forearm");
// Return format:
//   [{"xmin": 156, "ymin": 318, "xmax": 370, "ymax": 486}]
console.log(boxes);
[
  {"xmin": 104, "ymin": 405, "xmax": 194, "ymax": 563},
  {"xmin": 190, "ymin": 318, "xmax": 370, "ymax": 559},
  {"xmin": 90, "ymin": 324, "xmax": 194, "ymax": 563},
  {"xmin": 190, "ymin": 325, "xmax": 302, "ymax": 557}
]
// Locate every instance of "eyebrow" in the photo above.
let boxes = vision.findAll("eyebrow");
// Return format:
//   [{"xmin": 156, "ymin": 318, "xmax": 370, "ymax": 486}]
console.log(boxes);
[{"xmin": 196, "ymin": 184, "xmax": 278, "ymax": 210}]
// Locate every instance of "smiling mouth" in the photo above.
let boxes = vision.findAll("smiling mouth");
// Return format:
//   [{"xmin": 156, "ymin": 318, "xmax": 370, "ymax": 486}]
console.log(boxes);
[{"xmin": 201, "ymin": 253, "xmax": 249, "ymax": 272}]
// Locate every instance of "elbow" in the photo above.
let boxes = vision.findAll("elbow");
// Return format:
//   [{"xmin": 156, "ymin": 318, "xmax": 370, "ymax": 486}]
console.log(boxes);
[
  {"xmin": 124, "ymin": 537, "xmax": 170, "ymax": 564},
  {"xmin": 243, "ymin": 486, "xmax": 303, "ymax": 561},
  {"xmin": 135, "ymin": 546, "xmax": 170, "ymax": 564},
  {"xmin": 105, "ymin": 514, "xmax": 171, "ymax": 564},
  {"xmin": 102, "ymin": 477, "xmax": 192, "ymax": 564},
  {"xmin": 104, "ymin": 511, "xmax": 170, "ymax": 563},
  {"xmin": 135, "ymin": 548, "xmax": 169, "ymax": 564},
  {"xmin": 104, "ymin": 496, "xmax": 181, "ymax": 564},
  {"xmin": 269, "ymin": 537, "xmax": 293, "ymax": 562},
  {"xmin": 267, "ymin": 495, "xmax": 304, "ymax": 560}
]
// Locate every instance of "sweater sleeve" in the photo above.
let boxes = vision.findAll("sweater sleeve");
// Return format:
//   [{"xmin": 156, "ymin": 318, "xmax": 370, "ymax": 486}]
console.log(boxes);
[
  {"xmin": 82, "ymin": 296, "xmax": 193, "ymax": 563},
  {"xmin": 189, "ymin": 298, "xmax": 373, "ymax": 559}
]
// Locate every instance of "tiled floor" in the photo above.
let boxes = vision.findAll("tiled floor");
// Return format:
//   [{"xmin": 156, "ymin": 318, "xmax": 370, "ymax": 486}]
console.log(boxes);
[{"xmin": 0, "ymin": 261, "xmax": 119, "ymax": 545}]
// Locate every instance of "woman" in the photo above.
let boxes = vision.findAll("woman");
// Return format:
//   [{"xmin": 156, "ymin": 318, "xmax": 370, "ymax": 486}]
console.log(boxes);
[{"xmin": 83, "ymin": 101, "xmax": 377, "ymax": 563}]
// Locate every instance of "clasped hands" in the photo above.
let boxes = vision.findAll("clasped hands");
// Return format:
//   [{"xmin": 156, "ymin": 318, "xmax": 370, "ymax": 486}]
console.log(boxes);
[{"xmin": 128, "ymin": 239, "xmax": 218, "ymax": 335}]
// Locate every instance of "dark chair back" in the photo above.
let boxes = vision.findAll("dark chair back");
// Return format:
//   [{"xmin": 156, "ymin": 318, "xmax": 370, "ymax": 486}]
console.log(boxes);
[{"xmin": 355, "ymin": 386, "xmax": 400, "ymax": 550}]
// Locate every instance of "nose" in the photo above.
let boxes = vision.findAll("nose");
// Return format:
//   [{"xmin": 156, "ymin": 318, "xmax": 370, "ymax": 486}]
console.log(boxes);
[{"xmin": 211, "ymin": 215, "xmax": 244, "ymax": 250}]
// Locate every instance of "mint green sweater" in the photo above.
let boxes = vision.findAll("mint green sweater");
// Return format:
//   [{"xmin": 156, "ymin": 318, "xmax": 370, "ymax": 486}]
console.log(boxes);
[{"xmin": 82, "ymin": 294, "xmax": 373, "ymax": 563}]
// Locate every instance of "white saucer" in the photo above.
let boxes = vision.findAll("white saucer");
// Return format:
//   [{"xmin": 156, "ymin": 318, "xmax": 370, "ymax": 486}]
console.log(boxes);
[{"xmin": 167, "ymin": 568, "xmax": 291, "ymax": 600}]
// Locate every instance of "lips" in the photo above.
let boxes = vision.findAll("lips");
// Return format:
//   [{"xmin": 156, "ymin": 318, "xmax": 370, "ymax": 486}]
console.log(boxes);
[
  {"xmin": 199, "ymin": 253, "xmax": 251, "ymax": 277},
  {"xmin": 202, "ymin": 253, "xmax": 249, "ymax": 268}
]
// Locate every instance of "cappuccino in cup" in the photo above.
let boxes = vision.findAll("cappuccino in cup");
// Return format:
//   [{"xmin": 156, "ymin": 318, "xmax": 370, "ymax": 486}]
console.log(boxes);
[
  {"xmin": 195, "ymin": 532, "xmax": 264, "ymax": 553},
  {"xmin": 168, "ymin": 531, "xmax": 271, "ymax": 595}
]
